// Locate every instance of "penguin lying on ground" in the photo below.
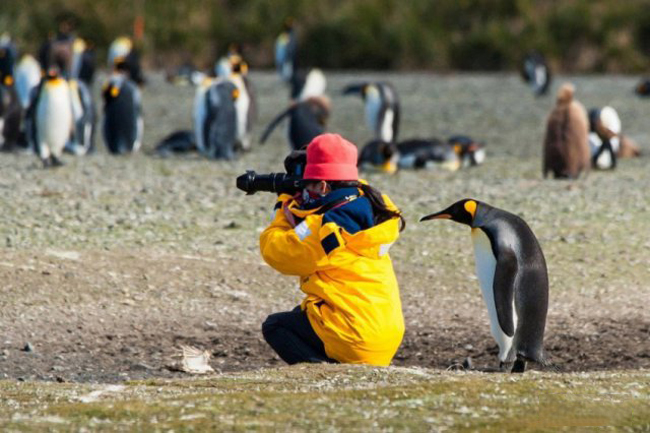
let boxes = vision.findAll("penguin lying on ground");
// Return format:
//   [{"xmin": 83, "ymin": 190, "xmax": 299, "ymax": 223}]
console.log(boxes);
[
  {"xmin": 343, "ymin": 81, "xmax": 400, "ymax": 143},
  {"xmin": 102, "ymin": 60, "xmax": 143, "ymax": 154},
  {"xmin": 521, "ymin": 51, "xmax": 551, "ymax": 96},
  {"xmin": 635, "ymin": 79, "xmax": 650, "ymax": 97},
  {"xmin": 34, "ymin": 69, "xmax": 74, "ymax": 167},
  {"xmin": 260, "ymin": 96, "xmax": 330, "ymax": 150},
  {"xmin": 358, "ymin": 136, "xmax": 486, "ymax": 173},
  {"xmin": 421, "ymin": 199, "xmax": 550, "ymax": 373},
  {"xmin": 543, "ymin": 83, "xmax": 590, "ymax": 179},
  {"xmin": 154, "ymin": 130, "xmax": 196, "ymax": 157}
]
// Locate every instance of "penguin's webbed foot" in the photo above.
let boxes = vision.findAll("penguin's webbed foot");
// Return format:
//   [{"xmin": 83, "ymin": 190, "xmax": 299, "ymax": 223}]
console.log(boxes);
[
  {"xmin": 511, "ymin": 358, "xmax": 527, "ymax": 373},
  {"xmin": 51, "ymin": 156, "xmax": 64, "ymax": 167}
]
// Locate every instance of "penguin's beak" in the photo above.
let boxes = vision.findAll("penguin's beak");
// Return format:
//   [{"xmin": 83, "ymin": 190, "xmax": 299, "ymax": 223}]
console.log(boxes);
[{"xmin": 420, "ymin": 212, "xmax": 451, "ymax": 222}]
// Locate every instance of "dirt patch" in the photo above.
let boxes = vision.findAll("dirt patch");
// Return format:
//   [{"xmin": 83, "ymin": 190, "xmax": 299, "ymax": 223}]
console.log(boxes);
[{"xmin": 1, "ymin": 72, "xmax": 649, "ymax": 382}]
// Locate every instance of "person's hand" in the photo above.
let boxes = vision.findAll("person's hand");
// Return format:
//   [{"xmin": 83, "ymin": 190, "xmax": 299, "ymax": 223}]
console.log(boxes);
[{"xmin": 283, "ymin": 201, "xmax": 297, "ymax": 228}]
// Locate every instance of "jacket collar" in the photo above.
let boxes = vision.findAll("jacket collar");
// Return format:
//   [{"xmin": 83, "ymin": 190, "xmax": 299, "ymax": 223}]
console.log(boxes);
[{"xmin": 301, "ymin": 187, "xmax": 360, "ymax": 211}]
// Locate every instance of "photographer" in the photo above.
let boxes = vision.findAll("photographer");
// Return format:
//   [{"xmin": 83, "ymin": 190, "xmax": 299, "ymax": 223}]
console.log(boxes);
[{"xmin": 259, "ymin": 133, "xmax": 405, "ymax": 366}]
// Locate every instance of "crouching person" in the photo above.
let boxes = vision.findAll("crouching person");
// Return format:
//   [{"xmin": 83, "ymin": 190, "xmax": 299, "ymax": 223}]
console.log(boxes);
[{"xmin": 260, "ymin": 133, "xmax": 405, "ymax": 366}]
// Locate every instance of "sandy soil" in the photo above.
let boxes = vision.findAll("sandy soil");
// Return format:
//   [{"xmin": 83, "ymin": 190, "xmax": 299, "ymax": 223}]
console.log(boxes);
[{"xmin": 1, "ymin": 71, "xmax": 648, "ymax": 382}]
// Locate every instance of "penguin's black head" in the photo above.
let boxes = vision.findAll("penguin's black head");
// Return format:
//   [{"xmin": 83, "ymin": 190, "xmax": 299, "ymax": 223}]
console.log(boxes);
[{"xmin": 420, "ymin": 199, "xmax": 478, "ymax": 227}]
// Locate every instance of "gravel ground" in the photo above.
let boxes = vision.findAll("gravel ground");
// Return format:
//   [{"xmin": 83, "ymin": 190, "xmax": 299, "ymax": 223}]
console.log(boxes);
[{"xmin": 0, "ymin": 71, "xmax": 648, "ymax": 383}]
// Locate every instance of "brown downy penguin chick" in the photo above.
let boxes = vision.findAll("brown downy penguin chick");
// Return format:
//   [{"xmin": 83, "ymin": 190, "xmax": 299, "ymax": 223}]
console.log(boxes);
[{"xmin": 543, "ymin": 83, "xmax": 590, "ymax": 179}]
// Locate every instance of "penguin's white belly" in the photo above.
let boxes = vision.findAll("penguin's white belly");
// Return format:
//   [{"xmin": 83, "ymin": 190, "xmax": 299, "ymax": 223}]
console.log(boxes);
[
  {"xmin": 193, "ymin": 85, "xmax": 209, "ymax": 152},
  {"xmin": 365, "ymin": 94, "xmax": 381, "ymax": 138},
  {"xmin": 380, "ymin": 109, "xmax": 394, "ymax": 142},
  {"xmin": 471, "ymin": 228, "xmax": 516, "ymax": 362},
  {"xmin": 37, "ymin": 85, "xmax": 73, "ymax": 158},
  {"xmin": 235, "ymin": 90, "xmax": 250, "ymax": 147}
]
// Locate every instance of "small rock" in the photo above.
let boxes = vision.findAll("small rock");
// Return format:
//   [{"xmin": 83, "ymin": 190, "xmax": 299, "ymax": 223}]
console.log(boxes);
[
  {"xmin": 224, "ymin": 221, "xmax": 240, "ymax": 229},
  {"xmin": 464, "ymin": 344, "xmax": 474, "ymax": 351},
  {"xmin": 56, "ymin": 376, "xmax": 66, "ymax": 383},
  {"xmin": 23, "ymin": 342, "xmax": 34, "ymax": 352}
]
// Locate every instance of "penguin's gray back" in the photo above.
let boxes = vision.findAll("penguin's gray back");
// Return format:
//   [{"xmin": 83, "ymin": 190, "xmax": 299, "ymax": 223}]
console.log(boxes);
[
  {"xmin": 204, "ymin": 80, "xmax": 237, "ymax": 159},
  {"xmin": 475, "ymin": 205, "xmax": 549, "ymax": 365}
]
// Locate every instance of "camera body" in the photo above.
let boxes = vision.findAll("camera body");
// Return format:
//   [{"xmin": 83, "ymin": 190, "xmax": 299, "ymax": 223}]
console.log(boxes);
[{"xmin": 236, "ymin": 149, "xmax": 307, "ymax": 195}]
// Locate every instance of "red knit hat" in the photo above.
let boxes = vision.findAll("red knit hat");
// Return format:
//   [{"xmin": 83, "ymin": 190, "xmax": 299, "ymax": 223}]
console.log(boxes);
[{"xmin": 303, "ymin": 134, "xmax": 359, "ymax": 181}]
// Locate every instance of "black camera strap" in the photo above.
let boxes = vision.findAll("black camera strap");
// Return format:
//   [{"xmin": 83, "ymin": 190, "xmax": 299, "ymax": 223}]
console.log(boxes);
[{"xmin": 315, "ymin": 195, "xmax": 358, "ymax": 215}]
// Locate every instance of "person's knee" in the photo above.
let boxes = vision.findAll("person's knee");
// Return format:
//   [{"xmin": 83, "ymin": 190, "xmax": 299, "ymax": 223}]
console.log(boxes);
[{"xmin": 261, "ymin": 314, "xmax": 280, "ymax": 343}]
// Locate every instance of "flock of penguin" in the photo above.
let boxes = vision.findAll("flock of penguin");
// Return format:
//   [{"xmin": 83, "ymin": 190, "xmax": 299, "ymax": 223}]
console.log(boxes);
[
  {"xmin": 0, "ymin": 25, "xmax": 146, "ymax": 166},
  {"xmin": 1, "ymin": 19, "xmax": 648, "ymax": 373}
]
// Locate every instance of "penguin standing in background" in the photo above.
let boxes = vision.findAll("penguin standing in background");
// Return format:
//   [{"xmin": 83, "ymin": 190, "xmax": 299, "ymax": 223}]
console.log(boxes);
[
  {"xmin": 521, "ymin": 51, "xmax": 551, "ymax": 96},
  {"xmin": 227, "ymin": 55, "xmax": 255, "ymax": 152},
  {"xmin": 202, "ymin": 80, "xmax": 239, "ymax": 159},
  {"xmin": 71, "ymin": 38, "xmax": 96, "ymax": 86},
  {"xmin": 107, "ymin": 36, "xmax": 145, "ymax": 85},
  {"xmin": 543, "ymin": 83, "xmax": 590, "ymax": 179},
  {"xmin": 193, "ymin": 77, "xmax": 215, "ymax": 154},
  {"xmin": 0, "ymin": 33, "xmax": 18, "ymax": 83},
  {"xmin": 421, "ymin": 199, "xmax": 550, "ymax": 373},
  {"xmin": 66, "ymin": 78, "xmax": 95, "ymax": 155},
  {"xmin": 260, "ymin": 96, "xmax": 330, "ymax": 150},
  {"xmin": 274, "ymin": 18, "xmax": 326, "ymax": 101},
  {"xmin": 15, "ymin": 55, "xmax": 41, "ymax": 110},
  {"xmin": 343, "ymin": 81, "xmax": 400, "ymax": 143},
  {"xmin": 275, "ymin": 18, "xmax": 297, "ymax": 83},
  {"xmin": 34, "ymin": 69, "xmax": 74, "ymax": 166},
  {"xmin": 215, "ymin": 43, "xmax": 242, "ymax": 79},
  {"xmin": 102, "ymin": 60, "xmax": 143, "ymax": 154},
  {"xmin": 0, "ymin": 73, "xmax": 22, "ymax": 151}
]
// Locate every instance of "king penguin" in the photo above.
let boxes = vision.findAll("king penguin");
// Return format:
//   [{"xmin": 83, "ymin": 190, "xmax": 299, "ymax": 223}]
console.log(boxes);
[
  {"xmin": 420, "ymin": 199, "xmax": 549, "ymax": 373},
  {"xmin": 521, "ymin": 51, "xmax": 551, "ymax": 96},
  {"xmin": 260, "ymin": 96, "xmax": 330, "ymax": 150},
  {"xmin": 275, "ymin": 18, "xmax": 297, "ymax": 84},
  {"xmin": 34, "ymin": 69, "xmax": 74, "ymax": 166},
  {"xmin": 102, "ymin": 59, "xmax": 143, "ymax": 154},
  {"xmin": 343, "ymin": 81, "xmax": 400, "ymax": 143}
]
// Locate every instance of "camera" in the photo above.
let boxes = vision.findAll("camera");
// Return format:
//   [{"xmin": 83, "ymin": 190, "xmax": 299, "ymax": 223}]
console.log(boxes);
[
  {"xmin": 236, "ymin": 171, "xmax": 303, "ymax": 195},
  {"xmin": 236, "ymin": 149, "xmax": 307, "ymax": 195}
]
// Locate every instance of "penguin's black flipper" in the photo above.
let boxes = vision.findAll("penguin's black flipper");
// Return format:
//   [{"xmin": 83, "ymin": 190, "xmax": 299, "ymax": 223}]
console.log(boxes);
[
  {"xmin": 259, "ymin": 105, "xmax": 294, "ymax": 144},
  {"xmin": 493, "ymin": 248, "xmax": 518, "ymax": 337},
  {"xmin": 342, "ymin": 83, "xmax": 366, "ymax": 96}
]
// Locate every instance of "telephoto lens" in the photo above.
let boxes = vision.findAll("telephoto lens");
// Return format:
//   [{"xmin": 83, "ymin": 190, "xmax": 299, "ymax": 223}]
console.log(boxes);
[{"xmin": 236, "ymin": 171, "xmax": 303, "ymax": 195}]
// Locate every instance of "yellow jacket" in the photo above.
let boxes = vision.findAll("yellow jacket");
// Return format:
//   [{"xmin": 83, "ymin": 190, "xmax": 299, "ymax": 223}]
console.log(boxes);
[{"xmin": 259, "ymin": 189, "xmax": 404, "ymax": 366}]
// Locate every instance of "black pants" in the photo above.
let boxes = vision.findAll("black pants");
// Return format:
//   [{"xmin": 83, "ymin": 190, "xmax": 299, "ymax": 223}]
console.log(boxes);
[{"xmin": 262, "ymin": 306, "xmax": 337, "ymax": 364}]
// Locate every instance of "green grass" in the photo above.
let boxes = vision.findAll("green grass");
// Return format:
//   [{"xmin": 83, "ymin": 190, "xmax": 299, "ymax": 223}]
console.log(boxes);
[{"xmin": 1, "ymin": 365, "xmax": 648, "ymax": 431}]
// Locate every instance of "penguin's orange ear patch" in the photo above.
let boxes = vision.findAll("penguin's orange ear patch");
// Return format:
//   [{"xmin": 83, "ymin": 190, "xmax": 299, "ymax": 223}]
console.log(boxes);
[
  {"xmin": 3, "ymin": 76, "xmax": 13, "ymax": 86},
  {"xmin": 232, "ymin": 88, "xmax": 240, "ymax": 100},
  {"xmin": 464, "ymin": 200, "xmax": 477, "ymax": 218},
  {"xmin": 110, "ymin": 86, "xmax": 120, "ymax": 97}
]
